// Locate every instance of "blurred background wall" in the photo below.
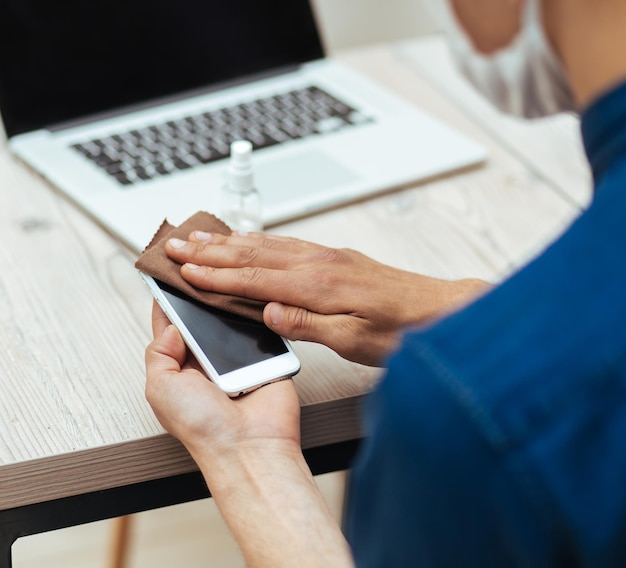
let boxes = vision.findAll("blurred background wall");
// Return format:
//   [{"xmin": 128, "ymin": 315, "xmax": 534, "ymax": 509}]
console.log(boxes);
[{"xmin": 312, "ymin": 0, "xmax": 440, "ymax": 52}]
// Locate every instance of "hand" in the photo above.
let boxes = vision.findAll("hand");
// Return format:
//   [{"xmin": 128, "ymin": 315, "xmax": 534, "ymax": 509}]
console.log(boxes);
[
  {"xmin": 145, "ymin": 302, "xmax": 301, "ymax": 462},
  {"xmin": 145, "ymin": 302, "xmax": 355, "ymax": 567},
  {"xmin": 165, "ymin": 231, "xmax": 490, "ymax": 367}
]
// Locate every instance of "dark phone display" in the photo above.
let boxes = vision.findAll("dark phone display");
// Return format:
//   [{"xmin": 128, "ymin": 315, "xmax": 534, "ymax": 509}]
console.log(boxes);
[
  {"xmin": 158, "ymin": 281, "xmax": 287, "ymax": 375},
  {"xmin": 0, "ymin": 0, "xmax": 324, "ymax": 137}
]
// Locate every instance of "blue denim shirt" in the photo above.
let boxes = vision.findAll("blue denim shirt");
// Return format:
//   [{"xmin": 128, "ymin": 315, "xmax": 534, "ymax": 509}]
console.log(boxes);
[{"xmin": 345, "ymin": 80, "xmax": 626, "ymax": 567}]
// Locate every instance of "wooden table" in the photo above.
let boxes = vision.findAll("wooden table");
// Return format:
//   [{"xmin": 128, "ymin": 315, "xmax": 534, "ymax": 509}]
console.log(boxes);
[{"xmin": 0, "ymin": 36, "xmax": 591, "ymax": 567}]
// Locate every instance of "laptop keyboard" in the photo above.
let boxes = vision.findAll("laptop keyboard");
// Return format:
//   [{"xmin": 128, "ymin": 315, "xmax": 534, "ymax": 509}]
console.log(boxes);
[{"xmin": 71, "ymin": 86, "xmax": 372, "ymax": 187}]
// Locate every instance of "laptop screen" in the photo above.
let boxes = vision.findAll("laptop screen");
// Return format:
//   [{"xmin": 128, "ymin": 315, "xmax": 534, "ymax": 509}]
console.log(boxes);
[{"xmin": 0, "ymin": 0, "xmax": 324, "ymax": 138}]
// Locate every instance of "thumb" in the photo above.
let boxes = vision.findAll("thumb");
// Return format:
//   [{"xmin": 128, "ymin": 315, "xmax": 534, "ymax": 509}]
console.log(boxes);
[
  {"xmin": 145, "ymin": 324, "xmax": 187, "ymax": 376},
  {"xmin": 263, "ymin": 302, "xmax": 343, "ymax": 346}
]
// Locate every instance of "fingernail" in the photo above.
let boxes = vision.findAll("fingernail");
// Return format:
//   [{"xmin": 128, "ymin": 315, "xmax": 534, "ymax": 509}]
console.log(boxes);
[
  {"xmin": 192, "ymin": 231, "xmax": 212, "ymax": 242},
  {"xmin": 184, "ymin": 263, "xmax": 200, "ymax": 270},
  {"xmin": 168, "ymin": 237, "xmax": 186, "ymax": 249},
  {"xmin": 268, "ymin": 304, "xmax": 283, "ymax": 326},
  {"xmin": 164, "ymin": 324, "xmax": 177, "ymax": 337}
]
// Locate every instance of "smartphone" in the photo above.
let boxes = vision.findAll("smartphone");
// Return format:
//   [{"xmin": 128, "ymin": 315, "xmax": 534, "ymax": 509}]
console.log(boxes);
[{"xmin": 141, "ymin": 272, "xmax": 300, "ymax": 397}]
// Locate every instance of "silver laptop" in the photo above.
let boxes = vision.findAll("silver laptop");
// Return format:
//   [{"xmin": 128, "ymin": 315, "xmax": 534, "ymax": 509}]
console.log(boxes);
[{"xmin": 0, "ymin": 0, "xmax": 486, "ymax": 252}]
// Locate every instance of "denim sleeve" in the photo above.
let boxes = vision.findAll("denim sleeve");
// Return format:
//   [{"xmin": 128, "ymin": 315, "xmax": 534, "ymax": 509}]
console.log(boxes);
[
  {"xmin": 343, "ymin": 157, "xmax": 626, "ymax": 566},
  {"xmin": 344, "ymin": 343, "xmax": 562, "ymax": 568}
]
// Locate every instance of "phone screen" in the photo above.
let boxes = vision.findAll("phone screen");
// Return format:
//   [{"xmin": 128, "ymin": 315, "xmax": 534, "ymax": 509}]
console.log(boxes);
[{"xmin": 156, "ymin": 280, "xmax": 288, "ymax": 375}]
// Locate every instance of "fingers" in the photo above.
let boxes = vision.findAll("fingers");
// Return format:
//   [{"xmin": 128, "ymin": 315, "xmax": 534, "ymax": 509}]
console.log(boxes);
[
  {"xmin": 180, "ymin": 262, "xmax": 331, "ymax": 309},
  {"xmin": 152, "ymin": 301, "xmax": 171, "ymax": 337},
  {"xmin": 199, "ymin": 230, "xmax": 320, "ymax": 252},
  {"xmin": 145, "ymin": 323, "xmax": 187, "ymax": 379},
  {"xmin": 164, "ymin": 233, "xmax": 352, "ymax": 310},
  {"xmin": 165, "ymin": 231, "xmax": 321, "ymax": 270}
]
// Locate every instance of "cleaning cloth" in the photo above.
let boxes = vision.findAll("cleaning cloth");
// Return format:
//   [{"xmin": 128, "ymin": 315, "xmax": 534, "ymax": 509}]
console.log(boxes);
[{"xmin": 135, "ymin": 211, "xmax": 266, "ymax": 322}]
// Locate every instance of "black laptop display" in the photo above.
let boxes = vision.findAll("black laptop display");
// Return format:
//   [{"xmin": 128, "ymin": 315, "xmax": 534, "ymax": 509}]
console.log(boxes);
[{"xmin": 0, "ymin": 0, "xmax": 324, "ymax": 137}]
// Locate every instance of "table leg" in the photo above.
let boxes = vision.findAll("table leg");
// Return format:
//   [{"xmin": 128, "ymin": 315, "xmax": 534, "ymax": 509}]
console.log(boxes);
[
  {"xmin": 108, "ymin": 515, "xmax": 133, "ymax": 568},
  {"xmin": 0, "ymin": 534, "xmax": 12, "ymax": 568}
]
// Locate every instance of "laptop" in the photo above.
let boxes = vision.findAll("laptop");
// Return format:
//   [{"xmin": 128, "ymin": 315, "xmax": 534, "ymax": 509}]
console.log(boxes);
[{"xmin": 0, "ymin": 0, "xmax": 486, "ymax": 252}]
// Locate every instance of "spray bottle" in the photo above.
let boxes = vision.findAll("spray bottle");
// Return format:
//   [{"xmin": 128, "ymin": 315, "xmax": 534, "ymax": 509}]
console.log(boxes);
[{"xmin": 220, "ymin": 140, "xmax": 262, "ymax": 232}]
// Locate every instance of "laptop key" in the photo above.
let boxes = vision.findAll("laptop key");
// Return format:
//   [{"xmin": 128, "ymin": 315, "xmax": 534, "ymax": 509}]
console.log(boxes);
[
  {"xmin": 173, "ymin": 158, "xmax": 193, "ymax": 171},
  {"xmin": 189, "ymin": 150, "xmax": 213, "ymax": 164},
  {"xmin": 346, "ymin": 111, "xmax": 373, "ymax": 125},
  {"xmin": 315, "ymin": 116, "xmax": 345, "ymax": 133},
  {"xmin": 105, "ymin": 162, "xmax": 125, "ymax": 175},
  {"xmin": 154, "ymin": 164, "xmax": 171, "ymax": 176},
  {"xmin": 135, "ymin": 167, "xmax": 153, "ymax": 181},
  {"xmin": 113, "ymin": 171, "xmax": 132, "ymax": 186}
]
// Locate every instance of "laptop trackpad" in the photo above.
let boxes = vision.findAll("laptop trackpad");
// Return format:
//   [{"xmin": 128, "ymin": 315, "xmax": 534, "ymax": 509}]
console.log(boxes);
[{"xmin": 255, "ymin": 150, "xmax": 360, "ymax": 206}]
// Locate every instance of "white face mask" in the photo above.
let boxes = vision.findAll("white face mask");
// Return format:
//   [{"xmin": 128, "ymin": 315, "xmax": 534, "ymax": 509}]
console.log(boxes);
[{"xmin": 435, "ymin": 0, "xmax": 577, "ymax": 118}]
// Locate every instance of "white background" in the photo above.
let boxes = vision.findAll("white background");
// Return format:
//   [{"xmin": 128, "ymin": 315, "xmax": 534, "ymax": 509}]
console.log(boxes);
[{"xmin": 312, "ymin": 0, "xmax": 439, "ymax": 52}]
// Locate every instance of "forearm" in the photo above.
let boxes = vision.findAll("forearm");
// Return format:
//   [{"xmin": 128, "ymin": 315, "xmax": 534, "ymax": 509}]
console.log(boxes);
[
  {"xmin": 426, "ymin": 277, "xmax": 492, "ymax": 321},
  {"xmin": 396, "ymin": 273, "xmax": 491, "ymax": 329},
  {"xmin": 192, "ymin": 440, "xmax": 355, "ymax": 568}
]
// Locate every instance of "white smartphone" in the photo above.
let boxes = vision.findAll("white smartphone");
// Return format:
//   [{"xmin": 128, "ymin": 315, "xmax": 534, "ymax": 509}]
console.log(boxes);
[{"xmin": 141, "ymin": 272, "xmax": 300, "ymax": 397}]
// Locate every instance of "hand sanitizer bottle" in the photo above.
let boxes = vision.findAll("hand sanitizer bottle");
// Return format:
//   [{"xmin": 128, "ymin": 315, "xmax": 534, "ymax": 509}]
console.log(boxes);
[{"xmin": 220, "ymin": 140, "xmax": 262, "ymax": 232}]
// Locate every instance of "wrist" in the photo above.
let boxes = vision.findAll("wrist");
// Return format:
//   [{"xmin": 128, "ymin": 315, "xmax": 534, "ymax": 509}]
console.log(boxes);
[
  {"xmin": 449, "ymin": 278, "xmax": 492, "ymax": 308},
  {"xmin": 189, "ymin": 436, "xmax": 306, "ymax": 492},
  {"xmin": 403, "ymin": 275, "xmax": 491, "ymax": 327},
  {"xmin": 188, "ymin": 438, "xmax": 354, "ymax": 567}
]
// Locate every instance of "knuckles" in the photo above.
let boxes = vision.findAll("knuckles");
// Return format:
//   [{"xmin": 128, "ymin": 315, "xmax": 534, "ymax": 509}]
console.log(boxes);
[
  {"xmin": 259, "ymin": 235, "xmax": 284, "ymax": 250},
  {"xmin": 308, "ymin": 268, "xmax": 335, "ymax": 290},
  {"xmin": 311, "ymin": 246, "xmax": 347, "ymax": 266},
  {"xmin": 237, "ymin": 265, "xmax": 265, "ymax": 290},
  {"xmin": 235, "ymin": 245, "xmax": 259, "ymax": 265},
  {"xmin": 287, "ymin": 307, "xmax": 313, "ymax": 333}
]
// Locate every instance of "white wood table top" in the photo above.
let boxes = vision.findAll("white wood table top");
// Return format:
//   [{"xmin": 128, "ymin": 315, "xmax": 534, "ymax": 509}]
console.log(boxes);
[{"xmin": 0, "ymin": 36, "xmax": 591, "ymax": 511}]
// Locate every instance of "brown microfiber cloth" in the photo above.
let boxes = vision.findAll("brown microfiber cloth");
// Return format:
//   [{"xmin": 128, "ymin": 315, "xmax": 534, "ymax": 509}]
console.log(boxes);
[{"xmin": 135, "ymin": 211, "xmax": 266, "ymax": 322}]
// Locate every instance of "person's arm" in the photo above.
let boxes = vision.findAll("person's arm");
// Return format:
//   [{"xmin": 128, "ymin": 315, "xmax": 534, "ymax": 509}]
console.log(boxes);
[
  {"xmin": 145, "ymin": 304, "xmax": 354, "ymax": 568},
  {"xmin": 165, "ymin": 231, "xmax": 490, "ymax": 367},
  {"xmin": 449, "ymin": 0, "xmax": 522, "ymax": 54},
  {"xmin": 195, "ymin": 441, "xmax": 354, "ymax": 567}
]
